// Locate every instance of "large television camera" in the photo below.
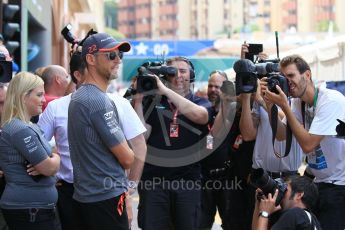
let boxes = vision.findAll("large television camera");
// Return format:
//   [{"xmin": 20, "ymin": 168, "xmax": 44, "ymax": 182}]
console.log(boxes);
[
  {"xmin": 235, "ymin": 31, "xmax": 288, "ymax": 96},
  {"xmin": 250, "ymin": 168, "xmax": 288, "ymax": 206},
  {"xmin": 234, "ymin": 59, "xmax": 288, "ymax": 96},
  {"xmin": 136, "ymin": 61, "xmax": 177, "ymax": 93},
  {"xmin": 0, "ymin": 53, "xmax": 13, "ymax": 83}
]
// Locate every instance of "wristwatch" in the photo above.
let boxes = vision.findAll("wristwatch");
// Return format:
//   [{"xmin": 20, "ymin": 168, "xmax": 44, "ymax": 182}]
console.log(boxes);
[
  {"xmin": 128, "ymin": 180, "xmax": 138, "ymax": 190},
  {"xmin": 259, "ymin": 211, "xmax": 269, "ymax": 218}
]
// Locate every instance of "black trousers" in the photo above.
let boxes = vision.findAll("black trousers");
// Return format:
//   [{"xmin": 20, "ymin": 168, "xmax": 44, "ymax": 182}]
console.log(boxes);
[
  {"xmin": 227, "ymin": 179, "xmax": 256, "ymax": 230},
  {"xmin": 2, "ymin": 208, "xmax": 55, "ymax": 230},
  {"xmin": 138, "ymin": 179, "xmax": 201, "ymax": 230},
  {"xmin": 56, "ymin": 181, "xmax": 81, "ymax": 230},
  {"xmin": 316, "ymin": 183, "xmax": 345, "ymax": 230},
  {"xmin": 199, "ymin": 179, "xmax": 232, "ymax": 229},
  {"xmin": 74, "ymin": 194, "xmax": 129, "ymax": 230}
]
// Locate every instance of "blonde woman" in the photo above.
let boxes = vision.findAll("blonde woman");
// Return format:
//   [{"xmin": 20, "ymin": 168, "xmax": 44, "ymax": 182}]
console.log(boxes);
[{"xmin": 0, "ymin": 72, "xmax": 60, "ymax": 230}]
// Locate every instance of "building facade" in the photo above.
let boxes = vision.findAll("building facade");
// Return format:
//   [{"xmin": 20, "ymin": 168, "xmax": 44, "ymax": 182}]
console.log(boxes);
[
  {"xmin": 0, "ymin": 0, "xmax": 104, "ymax": 72},
  {"xmin": 118, "ymin": 0, "xmax": 345, "ymax": 40}
]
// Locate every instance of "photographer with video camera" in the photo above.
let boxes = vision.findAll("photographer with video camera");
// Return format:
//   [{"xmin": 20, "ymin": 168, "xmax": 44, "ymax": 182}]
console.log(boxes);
[
  {"xmin": 237, "ymin": 44, "xmax": 303, "ymax": 179},
  {"xmin": 251, "ymin": 170, "xmax": 321, "ymax": 230},
  {"xmin": 132, "ymin": 56, "xmax": 210, "ymax": 230},
  {"xmin": 264, "ymin": 54, "xmax": 345, "ymax": 230}
]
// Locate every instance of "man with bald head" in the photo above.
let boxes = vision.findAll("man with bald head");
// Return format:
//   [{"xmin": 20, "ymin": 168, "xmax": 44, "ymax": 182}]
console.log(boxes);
[
  {"xmin": 200, "ymin": 70, "xmax": 238, "ymax": 230},
  {"xmin": 41, "ymin": 65, "xmax": 70, "ymax": 110}
]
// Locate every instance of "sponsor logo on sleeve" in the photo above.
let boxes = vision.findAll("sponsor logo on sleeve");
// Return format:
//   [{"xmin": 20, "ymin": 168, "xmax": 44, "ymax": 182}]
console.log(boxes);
[
  {"xmin": 104, "ymin": 111, "xmax": 114, "ymax": 121},
  {"xmin": 23, "ymin": 136, "xmax": 32, "ymax": 143}
]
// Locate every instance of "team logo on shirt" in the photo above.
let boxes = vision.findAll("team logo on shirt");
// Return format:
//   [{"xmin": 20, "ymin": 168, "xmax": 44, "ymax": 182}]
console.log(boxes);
[
  {"xmin": 23, "ymin": 136, "xmax": 32, "ymax": 143},
  {"xmin": 104, "ymin": 111, "xmax": 114, "ymax": 120}
]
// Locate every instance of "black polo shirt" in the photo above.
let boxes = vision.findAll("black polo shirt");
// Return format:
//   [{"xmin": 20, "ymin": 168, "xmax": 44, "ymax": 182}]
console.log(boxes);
[{"xmin": 141, "ymin": 93, "xmax": 211, "ymax": 181}]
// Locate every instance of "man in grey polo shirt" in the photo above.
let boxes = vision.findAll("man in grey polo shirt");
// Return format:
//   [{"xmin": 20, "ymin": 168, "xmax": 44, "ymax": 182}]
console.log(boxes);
[{"xmin": 68, "ymin": 33, "xmax": 135, "ymax": 230}]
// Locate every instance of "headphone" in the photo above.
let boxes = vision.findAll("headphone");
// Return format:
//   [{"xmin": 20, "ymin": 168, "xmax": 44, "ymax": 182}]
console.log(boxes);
[{"xmin": 166, "ymin": 56, "xmax": 196, "ymax": 82}]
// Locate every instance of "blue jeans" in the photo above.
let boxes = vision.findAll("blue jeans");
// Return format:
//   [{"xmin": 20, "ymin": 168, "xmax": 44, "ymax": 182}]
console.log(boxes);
[{"xmin": 316, "ymin": 183, "xmax": 345, "ymax": 230}]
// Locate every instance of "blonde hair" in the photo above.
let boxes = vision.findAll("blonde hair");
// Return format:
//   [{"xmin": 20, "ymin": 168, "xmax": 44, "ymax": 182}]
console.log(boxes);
[{"xmin": 1, "ymin": 72, "xmax": 44, "ymax": 126}]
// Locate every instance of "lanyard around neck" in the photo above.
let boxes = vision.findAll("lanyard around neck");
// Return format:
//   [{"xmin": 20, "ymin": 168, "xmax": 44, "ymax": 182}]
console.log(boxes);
[{"xmin": 313, "ymin": 86, "xmax": 319, "ymax": 112}]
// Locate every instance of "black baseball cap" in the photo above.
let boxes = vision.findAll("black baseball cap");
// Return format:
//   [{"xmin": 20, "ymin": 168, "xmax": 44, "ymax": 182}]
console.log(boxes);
[{"xmin": 81, "ymin": 32, "xmax": 131, "ymax": 58}]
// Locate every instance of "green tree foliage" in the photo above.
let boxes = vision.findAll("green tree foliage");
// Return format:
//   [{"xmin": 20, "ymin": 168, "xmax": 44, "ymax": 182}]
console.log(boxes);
[
  {"xmin": 104, "ymin": 0, "xmax": 125, "ymax": 39},
  {"xmin": 104, "ymin": 0, "xmax": 117, "ymax": 28},
  {"xmin": 316, "ymin": 20, "xmax": 338, "ymax": 32},
  {"xmin": 105, "ymin": 27, "xmax": 125, "ymax": 40}
]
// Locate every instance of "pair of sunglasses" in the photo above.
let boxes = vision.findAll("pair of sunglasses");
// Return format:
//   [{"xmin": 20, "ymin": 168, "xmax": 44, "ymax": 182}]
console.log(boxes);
[
  {"xmin": 94, "ymin": 51, "xmax": 123, "ymax": 60},
  {"xmin": 104, "ymin": 51, "xmax": 123, "ymax": 60}
]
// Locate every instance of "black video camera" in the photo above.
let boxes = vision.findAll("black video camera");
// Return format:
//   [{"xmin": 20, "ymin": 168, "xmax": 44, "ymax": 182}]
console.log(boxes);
[
  {"xmin": 61, "ymin": 24, "xmax": 97, "ymax": 48},
  {"xmin": 250, "ymin": 168, "xmax": 287, "ymax": 206},
  {"xmin": 136, "ymin": 61, "xmax": 177, "ymax": 93},
  {"xmin": 61, "ymin": 24, "xmax": 77, "ymax": 45},
  {"xmin": 0, "ymin": 53, "xmax": 13, "ymax": 83},
  {"xmin": 234, "ymin": 59, "xmax": 288, "ymax": 96}
]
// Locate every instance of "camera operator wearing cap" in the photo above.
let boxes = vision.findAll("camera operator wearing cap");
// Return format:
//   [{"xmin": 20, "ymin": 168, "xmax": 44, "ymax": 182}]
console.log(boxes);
[
  {"xmin": 264, "ymin": 54, "xmax": 345, "ymax": 230},
  {"xmin": 253, "ymin": 175, "xmax": 321, "ymax": 230},
  {"xmin": 68, "ymin": 33, "xmax": 136, "ymax": 230},
  {"xmin": 132, "ymin": 57, "xmax": 210, "ymax": 230}
]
